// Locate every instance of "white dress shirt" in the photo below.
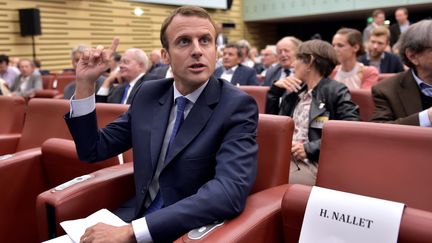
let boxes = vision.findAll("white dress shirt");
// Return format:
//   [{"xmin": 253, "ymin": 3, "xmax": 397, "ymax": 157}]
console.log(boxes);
[{"xmin": 220, "ymin": 65, "xmax": 238, "ymax": 83}]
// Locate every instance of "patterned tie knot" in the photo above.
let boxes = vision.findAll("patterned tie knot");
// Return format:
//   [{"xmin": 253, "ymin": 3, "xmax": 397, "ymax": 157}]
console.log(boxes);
[{"xmin": 284, "ymin": 69, "xmax": 291, "ymax": 77}]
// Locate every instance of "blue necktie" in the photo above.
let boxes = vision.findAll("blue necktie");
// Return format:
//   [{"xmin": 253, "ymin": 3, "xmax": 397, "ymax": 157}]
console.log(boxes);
[
  {"xmin": 120, "ymin": 84, "xmax": 130, "ymax": 104},
  {"xmin": 419, "ymin": 83, "xmax": 432, "ymax": 97},
  {"xmin": 145, "ymin": 96, "xmax": 188, "ymax": 215},
  {"xmin": 284, "ymin": 69, "xmax": 291, "ymax": 77}
]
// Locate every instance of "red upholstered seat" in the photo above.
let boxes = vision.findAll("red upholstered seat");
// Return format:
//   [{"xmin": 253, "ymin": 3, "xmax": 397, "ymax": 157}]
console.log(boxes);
[
  {"xmin": 180, "ymin": 120, "xmax": 432, "ymax": 242},
  {"xmin": 0, "ymin": 96, "xmax": 26, "ymax": 134},
  {"xmin": 238, "ymin": 86, "xmax": 269, "ymax": 114},
  {"xmin": 0, "ymin": 101, "xmax": 130, "ymax": 243},
  {"xmin": 349, "ymin": 88, "xmax": 374, "ymax": 122},
  {"xmin": 35, "ymin": 114, "xmax": 294, "ymax": 241}
]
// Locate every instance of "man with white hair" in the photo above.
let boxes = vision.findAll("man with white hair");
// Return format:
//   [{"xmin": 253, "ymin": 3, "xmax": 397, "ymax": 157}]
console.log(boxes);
[{"xmin": 96, "ymin": 48, "xmax": 159, "ymax": 104}]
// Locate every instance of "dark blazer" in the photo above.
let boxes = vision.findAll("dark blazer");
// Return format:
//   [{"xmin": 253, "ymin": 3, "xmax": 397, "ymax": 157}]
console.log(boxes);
[
  {"xmin": 148, "ymin": 62, "xmax": 168, "ymax": 74},
  {"xmin": 214, "ymin": 64, "xmax": 259, "ymax": 86},
  {"xmin": 389, "ymin": 23, "xmax": 402, "ymax": 47},
  {"xmin": 266, "ymin": 78, "xmax": 360, "ymax": 161},
  {"xmin": 262, "ymin": 63, "xmax": 284, "ymax": 87},
  {"xmin": 63, "ymin": 76, "xmax": 105, "ymax": 100},
  {"xmin": 358, "ymin": 52, "xmax": 404, "ymax": 74},
  {"xmin": 371, "ymin": 70, "xmax": 422, "ymax": 125},
  {"xmin": 65, "ymin": 76, "xmax": 258, "ymax": 242},
  {"xmin": 96, "ymin": 73, "xmax": 159, "ymax": 104},
  {"xmin": 151, "ymin": 65, "xmax": 170, "ymax": 79}
]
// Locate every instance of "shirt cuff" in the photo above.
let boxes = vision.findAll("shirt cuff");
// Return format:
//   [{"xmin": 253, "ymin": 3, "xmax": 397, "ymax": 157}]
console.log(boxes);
[
  {"xmin": 419, "ymin": 110, "xmax": 431, "ymax": 127},
  {"xmin": 69, "ymin": 93, "xmax": 96, "ymax": 118},
  {"xmin": 131, "ymin": 217, "xmax": 153, "ymax": 243},
  {"xmin": 96, "ymin": 86, "xmax": 110, "ymax": 96}
]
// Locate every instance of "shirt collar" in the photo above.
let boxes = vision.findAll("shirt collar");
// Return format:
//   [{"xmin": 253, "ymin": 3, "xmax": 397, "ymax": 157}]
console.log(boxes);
[
  {"xmin": 224, "ymin": 65, "xmax": 239, "ymax": 73},
  {"xmin": 128, "ymin": 72, "xmax": 145, "ymax": 88},
  {"xmin": 173, "ymin": 79, "xmax": 209, "ymax": 105},
  {"xmin": 366, "ymin": 52, "xmax": 385, "ymax": 61}
]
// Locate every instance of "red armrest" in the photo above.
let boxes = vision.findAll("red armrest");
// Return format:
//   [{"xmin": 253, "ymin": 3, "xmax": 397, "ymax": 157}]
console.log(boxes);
[
  {"xmin": 0, "ymin": 134, "xmax": 21, "ymax": 155},
  {"xmin": 41, "ymin": 138, "xmax": 120, "ymax": 187},
  {"xmin": 0, "ymin": 148, "xmax": 47, "ymax": 243},
  {"xmin": 175, "ymin": 184, "xmax": 288, "ymax": 243},
  {"xmin": 36, "ymin": 163, "xmax": 134, "ymax": 241}
]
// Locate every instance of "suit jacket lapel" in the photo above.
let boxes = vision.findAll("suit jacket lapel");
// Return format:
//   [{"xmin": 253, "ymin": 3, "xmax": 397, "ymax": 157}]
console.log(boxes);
[
  {"xmin": 126, "ymin": 76, "xmax": 145, "ymax": 104},
  {"xmin": 164, "ymin": 77, "xmax": 220, "ymax": 167},
  {"xmin": 231, "ymin": 67, "xmax": 241, "ymax": 85},
  {"xmin": 309, "ymin": 82, "xmax": 326, "ymax": 124},
  {"xmin": 150, "ymin": 81, "xmax": 174, "ymax": 169},
  {"xmin": 397, "ymin": 70, "xmax": 422, "ymax": 116}
]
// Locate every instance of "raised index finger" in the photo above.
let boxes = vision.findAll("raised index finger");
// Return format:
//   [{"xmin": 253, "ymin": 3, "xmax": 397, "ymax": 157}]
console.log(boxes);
[{"xmin": 110, "ymin": 37, "xmax": 120, "ymax": 52}]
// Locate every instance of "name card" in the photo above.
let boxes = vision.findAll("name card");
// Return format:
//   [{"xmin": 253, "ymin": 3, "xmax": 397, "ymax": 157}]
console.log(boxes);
[{"xmin": 299, "ymin": 186, "xmax": 404, "ymax": 243}]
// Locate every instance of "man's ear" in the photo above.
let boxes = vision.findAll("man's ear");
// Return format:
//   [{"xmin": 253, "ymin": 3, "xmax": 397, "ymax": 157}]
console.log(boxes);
[
  {"xmin": 161, "ymin": 48, "xmax": 170, "ymax": 64},
  {"xmin": 405, "ymin": 49, "xmax": 418, "ymax": 66}
]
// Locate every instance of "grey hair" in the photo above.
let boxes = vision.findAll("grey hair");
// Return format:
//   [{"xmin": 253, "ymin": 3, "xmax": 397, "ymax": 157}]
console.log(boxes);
[
  {"xmin": 70, "ymin": 44, "xmax": 89, "ymax": 59},
  {"xmin": 399, "ymin": 19, "xmax": 432, "ymax": 68},
  {"xmin": 126, "ymin": 48, "xmax": 150, "ymax": 70}
]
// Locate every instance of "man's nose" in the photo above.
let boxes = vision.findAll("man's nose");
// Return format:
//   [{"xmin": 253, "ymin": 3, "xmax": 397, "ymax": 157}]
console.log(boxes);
[{"xmin": 191, "ymin": 40, "xmax": 203, "ymax": 58}]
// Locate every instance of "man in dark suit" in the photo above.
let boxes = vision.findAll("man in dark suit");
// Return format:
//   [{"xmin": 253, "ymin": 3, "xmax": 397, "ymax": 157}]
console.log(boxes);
[
  {"xmin": 359, "ymin": 26, "xmax": 404, "ymax": 73},
  {"xmin": 147, "ymin": 49, "xmax": 168, "ymax": 74},
  {"xmin": 371, "ymin": 20, "xmax": 432, "ymax": 126},
  {"xmin": 389, "ymin": 7, "xmax": 410, "ymax": 47},
  {"xmin": 262, "ymin": 36, "xmax": 302, "ymax": 86},
  {"xmin": 66, "ymin": 6, "xmax": 258, "ymax": 243},
  {"xmin": 96, "ymin": 48, "xmax": 159, "ymax": 104},
  {"xmin": 213, "ymin": 43, "xmax": 258, "ymax": 86}
]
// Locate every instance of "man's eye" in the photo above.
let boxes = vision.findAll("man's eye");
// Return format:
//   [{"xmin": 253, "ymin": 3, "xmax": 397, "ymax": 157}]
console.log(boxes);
[
  {"xmin": 201, "ymin": 37, "xmax": 210, "ymax": 44},
  {"xmin": 179, "ymin": 39, "xmax": 190, "ymax": 45}
]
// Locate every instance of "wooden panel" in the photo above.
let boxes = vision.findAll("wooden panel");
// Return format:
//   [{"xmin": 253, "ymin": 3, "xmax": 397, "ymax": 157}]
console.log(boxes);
[{"xmin": 0, "ymin": 0, "xmax": 255, "ymax": 73}]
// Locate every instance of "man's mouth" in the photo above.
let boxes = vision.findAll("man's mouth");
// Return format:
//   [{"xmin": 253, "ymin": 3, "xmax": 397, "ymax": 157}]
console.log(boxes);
[{"xmin": 189, "ymin": 63, "xmax": 205, "ymax": 69}]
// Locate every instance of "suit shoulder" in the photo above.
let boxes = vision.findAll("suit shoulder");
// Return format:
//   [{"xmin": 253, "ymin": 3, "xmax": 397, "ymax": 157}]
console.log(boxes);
[{"xmin": 373, "ymin": 71, "xmax": 406, "ymax": 90}]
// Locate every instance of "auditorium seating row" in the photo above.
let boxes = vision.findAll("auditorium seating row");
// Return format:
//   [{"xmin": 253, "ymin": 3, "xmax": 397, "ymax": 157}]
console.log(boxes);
[{"xmin": 33, "ymin": 73, "xmax": 76, "ymax": 99}]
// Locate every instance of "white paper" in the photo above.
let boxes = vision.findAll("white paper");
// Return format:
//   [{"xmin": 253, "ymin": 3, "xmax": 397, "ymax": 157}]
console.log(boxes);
[
  {"xmin": 42, "ymin": 234, "xmax": 73, "ymax": 243},
  {"xmin": 60, "ymin": 208, "xmax": 127, "ymax": 243},
  {"xmin": 299, "ymin": 186, "xmax": 405, "ymax": 243}
]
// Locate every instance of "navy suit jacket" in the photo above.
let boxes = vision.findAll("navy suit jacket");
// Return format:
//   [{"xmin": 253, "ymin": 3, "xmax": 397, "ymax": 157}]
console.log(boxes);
[
  {"xmin": 65, "ymin": 76, "xmax": 258, "ymax": 242},
  {"xmin": 262, "ymin": 63, "xmax": 284, "ymax": 87},
  {"xmin": 96, "ymin": 73, "xmax": 159, "ymax": 104},
  {"xmin": 214, "ymin": 64, "xmax": 259, "ymax": 86},
  {"xmin": 358, "ymin": 52, "xmax": 404, "ymax": 74}
]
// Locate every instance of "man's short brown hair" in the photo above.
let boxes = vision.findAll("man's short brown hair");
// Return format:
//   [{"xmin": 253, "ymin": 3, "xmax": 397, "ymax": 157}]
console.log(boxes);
[
  {"xmin": 160, "ymin": 6, "xmax": 217, "ymax": 50},
  {"xmin": 370, "ymin": 26, "xmax": 390, "ymax": 42}
]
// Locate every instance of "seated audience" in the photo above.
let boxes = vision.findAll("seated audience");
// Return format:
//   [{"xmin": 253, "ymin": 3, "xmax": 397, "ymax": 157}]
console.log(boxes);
[
  {"xmin": 266, "ymin": 40, "xmax": 360, "ymax": 185},
  {"xmin": 237, "ymin": 39, "xmax": 255, "ymax": 68},
  {"xmin": 213, "ymin": 43, "xmax": 259, "ymax": 86},
  {"xmin": 359, "ymin": 26, "xmax": 405, "ymax": 73},
  {"xmin": 331, "ymin": 28, "xmax": 379, "ymax": 89},
  {"xmin": 363, "ymin": 9, "xmax": 386, "ymax": 44},
  {"xmin": 10, "ymin": 59, "xmax": 42, "ymax": 98},
  {"xmin": 102, "ymin": 51, "xmax": 121, "ymax": 77},
  {"xmin": 96, "ymin": 48, "xmax": 159, "ymax": 104},
  {"xmin": 371, "ymin": 20, "xmax": 432, "ymax": 127},
  {"xmin": 147, "ymin": 49, "xmax": 168, "ymax": 74},
  {"xmin": 255, "ymin": 45, "xmax": 278, "ymax": 83},
  {"xmin": 0, "ymin": 54, "xmax": 18, "ymax": 87},
  {"xmin": 63, "ymin": 44, "xmax": 105, "ymax": 99},
  {"xmin": 262, "ymin": 36, "xmax": 302, "ymax": 87}
]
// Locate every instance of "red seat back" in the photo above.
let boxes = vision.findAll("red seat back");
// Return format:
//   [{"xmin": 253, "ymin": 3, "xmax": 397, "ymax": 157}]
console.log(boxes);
[
  {"xmin": 252, "ymin": 114, "xmax": 293, "ymax": 193},
  {"xmin": 239, "ymin": 86, "xmax": 270, "ymax": 114},
  {"xmin": 349, "ymin": 88, "xmax": 374, "ymax": 121},
  {"xmin": 0, "ymin": 96, "xmax": 26, "ymax": 134},
  {"xmin": 317, "ymin": 121, "xmax": 432, "ymax": 211}
]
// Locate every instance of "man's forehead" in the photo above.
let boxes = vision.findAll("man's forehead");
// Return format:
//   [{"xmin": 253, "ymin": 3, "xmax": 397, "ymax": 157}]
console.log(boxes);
[{"xmin": 167, "ymin": 15, "xmax": 216, "ymax": 37}]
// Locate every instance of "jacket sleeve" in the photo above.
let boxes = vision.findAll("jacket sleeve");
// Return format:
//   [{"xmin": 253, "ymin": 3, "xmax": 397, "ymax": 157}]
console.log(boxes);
[
  {"xmin": 265, "ymin": 84, "xmax": 285, "ymax": 114},
  {"xmin": 371, "ymin": 85, "xmax": 420, "ymax": 125}
]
